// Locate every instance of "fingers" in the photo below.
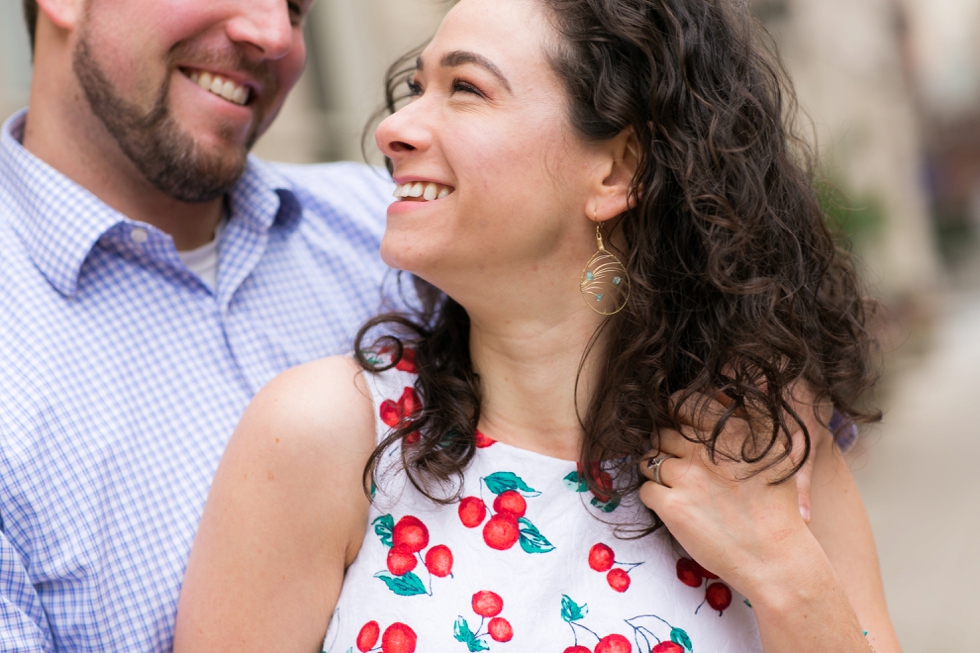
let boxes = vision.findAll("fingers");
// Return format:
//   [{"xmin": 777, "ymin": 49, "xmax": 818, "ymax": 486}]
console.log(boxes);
[
  {"xmin": 668, "ymin": 390, "xmax": 732, "ymax": 431},
  {"xmin": 638, "ymin": 476, "xmax": 668, "ymax": 514},
  {"xmin": 638, "ymin": 451, "xmax": 686, "ymax": 489}
]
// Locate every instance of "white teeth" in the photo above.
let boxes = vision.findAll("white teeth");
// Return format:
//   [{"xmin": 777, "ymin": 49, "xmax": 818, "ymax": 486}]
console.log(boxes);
[
  {"xmin": 392, "ymin": 182, "xmax": 455, "ymax": 202},
  {"xmin": 220, "ymin": 80, "xmax": 237, "ymax": 102},
  {"xmin": 187, "ymin": 70, "xmax": 250, "ymax": 106}
]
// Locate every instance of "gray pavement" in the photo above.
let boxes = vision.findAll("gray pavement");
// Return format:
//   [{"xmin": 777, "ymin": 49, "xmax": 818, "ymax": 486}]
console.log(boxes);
[{"xmin": 850, "ymin": 289, "xmax": 980, "ymax": 651}]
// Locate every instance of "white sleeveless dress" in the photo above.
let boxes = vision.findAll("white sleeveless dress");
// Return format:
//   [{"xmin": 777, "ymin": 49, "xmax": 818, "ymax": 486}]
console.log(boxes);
[{"xmin": 323, "ymin": 360, "xmax": 763, "ymax": 653}]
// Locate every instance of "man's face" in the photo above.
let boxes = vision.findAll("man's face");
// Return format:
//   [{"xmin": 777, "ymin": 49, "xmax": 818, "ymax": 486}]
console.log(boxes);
[{"xmin": 72, "ymin": 0, "xmax": 310, "ymax": 203}]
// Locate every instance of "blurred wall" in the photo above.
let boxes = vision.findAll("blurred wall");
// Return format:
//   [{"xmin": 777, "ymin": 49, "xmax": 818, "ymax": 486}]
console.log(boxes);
[
  {"xmin": 753, "ymin": 0, "xmax": 943, "ymax": 302},
  {"xmin": 0, "ymin": 2, "xmax": 33, "ymax": 121}
]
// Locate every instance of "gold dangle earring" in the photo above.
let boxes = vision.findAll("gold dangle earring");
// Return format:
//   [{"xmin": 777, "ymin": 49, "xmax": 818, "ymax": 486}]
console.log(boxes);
[{"xmin": 580, "ymin": 212, "xmax": 630, "ymax": 315}]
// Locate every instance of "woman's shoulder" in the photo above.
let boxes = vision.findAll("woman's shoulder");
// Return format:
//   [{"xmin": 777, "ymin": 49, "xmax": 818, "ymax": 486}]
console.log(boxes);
[{"xmin": 236, "ymin": 355, "xmax": 376, "ymax": 476}]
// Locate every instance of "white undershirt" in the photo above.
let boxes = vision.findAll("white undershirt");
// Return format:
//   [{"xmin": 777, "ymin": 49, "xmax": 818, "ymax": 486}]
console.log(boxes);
[{"xmin": 177, "ymin": 220, "xmax": 225, "ymax": 291}]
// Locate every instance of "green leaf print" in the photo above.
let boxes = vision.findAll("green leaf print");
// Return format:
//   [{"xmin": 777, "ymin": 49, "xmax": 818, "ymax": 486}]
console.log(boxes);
[
  {"xmin": 562, "ymin": 471, "xmax": 589, "ymax": 493},
  {"xmin": 590, "ymin": 496, "xmax": 621, "ymax": 513},
  {"xmin": 374, "ymin": 570, "xmax": 427, "ymax": 596},
  {"xmin": 671, "ymin": 627, "xmax": 693, "ymax": 652},
  {"xmin": 517, "ymin": 517, "xmax": 555, "ymax": 554},
  {"xmin": 483, "ymin": 472, "xmax": 541, "ymax": 497},
  {"xmin": 454, "ymin": 616, "xmax": 490, "ymax": 652},
  {"xmin": 560, "ymin": 594, "xmax": 588, "ymax": 622},
  {"xmin": 372, "ymin": 514, "xmax": 394, "ymax": 548}
]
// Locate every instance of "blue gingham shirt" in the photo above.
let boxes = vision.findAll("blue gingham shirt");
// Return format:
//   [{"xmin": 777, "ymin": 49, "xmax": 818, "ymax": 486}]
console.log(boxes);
[{"xmin": 0, "ymin": 110, "xmax": 396, "ymax": 652}]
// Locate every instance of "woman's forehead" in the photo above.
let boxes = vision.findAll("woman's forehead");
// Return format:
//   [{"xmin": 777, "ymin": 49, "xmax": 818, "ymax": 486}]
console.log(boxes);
[{"xmin": 424, "ymin": 0, "xmax": 553, "ymax": 72}]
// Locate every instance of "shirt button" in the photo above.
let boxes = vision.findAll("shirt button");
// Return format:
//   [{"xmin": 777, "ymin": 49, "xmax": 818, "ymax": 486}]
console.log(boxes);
[{"xmin": 130, "ymin": 227, "xmax": 149, "ymax": 244}]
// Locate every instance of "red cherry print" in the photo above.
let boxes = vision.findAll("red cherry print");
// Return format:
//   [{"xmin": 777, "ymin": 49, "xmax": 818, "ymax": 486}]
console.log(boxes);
[
  {"xmin": 488, "ymin": 617, "xmax": 514, "ymax": 642},
  {"xmin": 424, "ymin": 544, "xmax": 453, "ymax": 578},
  {"xmin": 386, "ymin": 545, "xmax": 417, "ymax": 576},
  {"xmin": 652, "ymin": 643, "xmax": 684, "ymax": 653},
  {"xmin": 606, "ymin": 568, "xmax": 631, "ymax": 593},
  {"xmin": 356, "ymin": 621, "xmax": 380, "ymax": 652},
  {"xmin": 588, "ymin": 543, "xmax": 615, "ymax": 572},
  {"xmin": 381, "ymin": 622, "xmax": 417, "ymax": 653},
  {"xmin": 483, "ymin": 513, "xmax": 520, "ymax": 550},
  {"xmin": 392, "ymin": 516, "xmax": 429, "ymax": 553},
  {"xmin": 471, "ymin": 590, "xmax": 504, "ymax": 618},
  {"xmin": 398, "ymin": 387, "xmax": 421, "ymax": 418},
  {"xmin": 706, "ymin": 581, "xmax": 733, "ymax": 612},
  {"xmin": 458, "ymin": 497, "xmax": 487, "ymax": 528},
  {"xmin": 403, "ymin": 431, "xmax": 421, "ymax": 445},
  {"xmin": 379, "ymin": 400, "xmax": 402, "ymax": 428},
  {"xmin": 695, "ymin": 561, "xmax": 719, "ymax": 580},
  {"xmin": 594, "ymin": 633, "xmax": 632, "ymax": 653},
  {"xmin": 594, "ymin": 470, "xmax": 614, "ymax": 503},
  {"xmin": 676, "ymin": 557, "xmax": 703, "ymax": 588},
  {"xmin": 578, "ymin": 462, "xmax": 614, "ymax": 501},
  {"xmin": 395, "ymin": 348, "xmax": 417, "ymax": 373},
  {"xmin": 563, "ymin": 647, "xmax": 593, "ymax": 653},
  {"xmin": 492, "ymin": 491, "xmax": 527, "ymax": 518},
  {"xmin": 475, "ymin": 430, "xmax": 497, "ymax": 448}
]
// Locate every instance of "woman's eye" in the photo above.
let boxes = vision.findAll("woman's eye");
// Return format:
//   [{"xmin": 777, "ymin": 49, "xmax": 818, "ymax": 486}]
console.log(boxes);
[
  {"xmin": 406, "ymin": 79, "xmax": 423, "ymax": 97},
  {"xmin": 451, "ymin": 80, "xmax": 484, "ymax": 97}
]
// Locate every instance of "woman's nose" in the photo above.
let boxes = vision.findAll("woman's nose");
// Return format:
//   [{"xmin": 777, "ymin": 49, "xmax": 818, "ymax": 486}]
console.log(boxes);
[{"xmin": 375, "ymin": 102, "xmax": 432, "ymax": 161}]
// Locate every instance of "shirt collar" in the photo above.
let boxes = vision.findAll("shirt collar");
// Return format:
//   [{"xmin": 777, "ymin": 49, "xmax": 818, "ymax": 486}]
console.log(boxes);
[{"xmin": 0, "ymin": 110, "xmax": 301, "ymax": 298}]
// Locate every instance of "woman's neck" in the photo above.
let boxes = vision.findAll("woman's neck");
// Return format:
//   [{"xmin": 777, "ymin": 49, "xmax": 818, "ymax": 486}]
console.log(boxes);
[{"xmin": 469, "ymin": 305, "xmax": 609, "ymax": 461}]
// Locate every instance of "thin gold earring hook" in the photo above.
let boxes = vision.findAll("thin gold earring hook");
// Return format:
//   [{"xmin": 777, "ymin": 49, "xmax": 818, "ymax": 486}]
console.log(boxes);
[{"xmin": 594, "ymin": 208, "xmax": 606, "ymax": 252}]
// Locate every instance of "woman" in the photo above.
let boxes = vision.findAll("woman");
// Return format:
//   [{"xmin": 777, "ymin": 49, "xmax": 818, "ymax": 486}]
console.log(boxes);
[{"xmin": 173, "ymin": 0, "xmax": 901, "ymax": 651}]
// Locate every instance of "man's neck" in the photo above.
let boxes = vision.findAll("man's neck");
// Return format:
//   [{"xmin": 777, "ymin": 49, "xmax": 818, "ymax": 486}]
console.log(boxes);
[{"xmin": 21, "ymin": 80, "xmax": 223, "ymax": 251}]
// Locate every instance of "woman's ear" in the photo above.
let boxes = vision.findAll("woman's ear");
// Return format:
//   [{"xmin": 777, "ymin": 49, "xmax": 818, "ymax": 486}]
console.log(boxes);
[
  {"xmin": 35, "ymin": 0, "xmax": 83, "ymax": 31},
  {"xmin": 592, "ymin": 127, "xmax": 640, "ymax": 222}
]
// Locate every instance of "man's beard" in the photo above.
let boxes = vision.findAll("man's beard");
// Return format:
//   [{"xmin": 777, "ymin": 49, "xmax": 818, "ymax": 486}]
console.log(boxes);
[{"xmin": 72, "ymin": 36, "xmax": 264, "ymax": 204}]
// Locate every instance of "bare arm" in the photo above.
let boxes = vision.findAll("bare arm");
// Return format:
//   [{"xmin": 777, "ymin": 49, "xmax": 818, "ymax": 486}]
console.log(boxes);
[
  {"xmin": 172, "ymin": 356, "xmax": 376, "ymax": 653},
  {"xmin": 808, "ymin": 433, "xmax": 903, "ymax": 653}
]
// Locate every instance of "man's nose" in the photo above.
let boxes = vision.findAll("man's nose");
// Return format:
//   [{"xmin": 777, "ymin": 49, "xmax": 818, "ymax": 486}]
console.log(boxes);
[{"xmin": 224, "ymin": 0, "xmax": 295, "ymax": 60}]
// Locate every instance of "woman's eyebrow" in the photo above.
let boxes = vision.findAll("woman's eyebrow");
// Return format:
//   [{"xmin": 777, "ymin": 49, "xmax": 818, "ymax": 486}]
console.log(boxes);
[{"xmin": 415, "ymin": 51, "xmax": 513, "ymax": 93}]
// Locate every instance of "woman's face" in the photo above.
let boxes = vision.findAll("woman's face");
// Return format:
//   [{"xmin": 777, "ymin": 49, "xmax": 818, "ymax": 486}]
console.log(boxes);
[{"xmin": 375, "ymin": 0, "xmax": 604, "ymax": 310}]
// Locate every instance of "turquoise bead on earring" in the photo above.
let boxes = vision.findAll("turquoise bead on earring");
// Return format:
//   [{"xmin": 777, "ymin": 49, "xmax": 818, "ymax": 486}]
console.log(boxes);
[{"xmin": 580, "ymin": 215, "xmax": 631, "ymax": 316}]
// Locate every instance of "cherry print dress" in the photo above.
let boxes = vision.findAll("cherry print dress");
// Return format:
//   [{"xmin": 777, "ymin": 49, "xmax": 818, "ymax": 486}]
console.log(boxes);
[{"xmin": 323, "ymin": 358, "xmax": 763, "ymax": 653}]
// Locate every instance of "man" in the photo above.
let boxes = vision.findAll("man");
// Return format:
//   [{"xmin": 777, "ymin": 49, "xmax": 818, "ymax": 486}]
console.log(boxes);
[{"xmin": 0, "ymin": 1, "xmax": 394, "ymax": 650}]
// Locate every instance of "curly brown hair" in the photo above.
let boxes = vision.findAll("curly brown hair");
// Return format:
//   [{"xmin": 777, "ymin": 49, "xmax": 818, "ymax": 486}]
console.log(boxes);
[{"xmin": 356, "ymin": 0, "xmax": 880, "ymax": 526}]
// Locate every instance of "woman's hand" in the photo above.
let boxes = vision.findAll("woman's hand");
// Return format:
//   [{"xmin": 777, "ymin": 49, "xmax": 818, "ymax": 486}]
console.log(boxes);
[
  {"xmin": 638, "ymin": 392, "xmax": 815, "ymax": 598},
  {"xmin": 638, "ymin": 392, "xmax": 877, "ymax": 653}
]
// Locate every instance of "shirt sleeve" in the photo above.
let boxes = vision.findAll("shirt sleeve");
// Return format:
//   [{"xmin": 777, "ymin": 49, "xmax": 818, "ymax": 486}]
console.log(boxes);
[{"xmin": 0, "ymin": 529, "xmax": 55, "ymax": 653}]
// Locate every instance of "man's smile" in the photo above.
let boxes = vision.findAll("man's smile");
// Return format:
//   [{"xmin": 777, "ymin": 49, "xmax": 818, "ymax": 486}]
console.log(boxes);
[{"xmin": 180, "ymin": 68, "xmax": 252, "ymax": 106}]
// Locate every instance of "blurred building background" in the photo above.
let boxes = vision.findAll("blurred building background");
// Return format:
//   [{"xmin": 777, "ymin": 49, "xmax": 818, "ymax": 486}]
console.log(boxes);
[{"xmin": 2, "ymin": 0, "xmax": 978, "ymax": 649}]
